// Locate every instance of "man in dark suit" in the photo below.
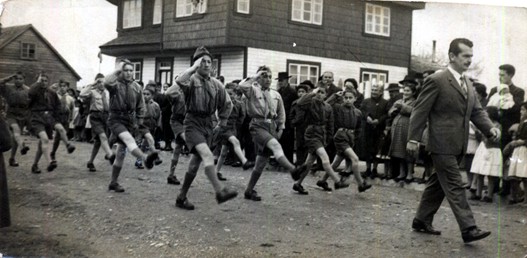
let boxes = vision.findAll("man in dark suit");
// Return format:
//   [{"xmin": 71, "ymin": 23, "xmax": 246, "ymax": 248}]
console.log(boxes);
[
  {"xmin": 407, "ymin": 38, "xmax": 500, "ymax": 243},
  {"xmin": 277, "ymin": 72, "xmax": 297, "ymax": 164}
]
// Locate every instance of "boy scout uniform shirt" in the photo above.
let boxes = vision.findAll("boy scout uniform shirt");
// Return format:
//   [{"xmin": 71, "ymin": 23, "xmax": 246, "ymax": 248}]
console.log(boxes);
[
  {"xmin": 169, "ymin": 93, "xmax": 186, "ymax": 122},
  {"xmin": 0, "ymin": 83, "xmax": 30, "ymax": 117},
  {"xmin": 28, "ymin": 82, "xmax": 61, "ymax": 114},
  {"xmin": 104, "ymin": 74, "xmax": 146, "ymax": 120},
  {"xmin": 176, "ymin": 72, "xmax": 231, "ymax": 125},
  {"xmin": 238, "ymin": 78, "xmax": 286, "ymax": 130},
  {"xmin": 79, "ymin": 85, "xmax": 110, "ymax": 112}
]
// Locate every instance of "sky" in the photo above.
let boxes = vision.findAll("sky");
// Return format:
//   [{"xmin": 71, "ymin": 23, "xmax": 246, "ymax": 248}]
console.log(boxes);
[{"xmin": 0, "ymin": 0, "xmax": 526, "ymax": 90}]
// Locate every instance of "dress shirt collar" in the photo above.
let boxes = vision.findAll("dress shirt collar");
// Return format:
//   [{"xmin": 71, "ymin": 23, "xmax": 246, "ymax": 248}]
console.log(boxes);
[{"xmin": 447, "ymin": 65, "xmax": 464, "ymax": 86}]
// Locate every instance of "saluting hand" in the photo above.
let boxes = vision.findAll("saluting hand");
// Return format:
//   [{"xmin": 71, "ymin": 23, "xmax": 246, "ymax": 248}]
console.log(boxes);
[{"xmin": 192, "ymin": 57, "xmax": 203, "ymax": 71}]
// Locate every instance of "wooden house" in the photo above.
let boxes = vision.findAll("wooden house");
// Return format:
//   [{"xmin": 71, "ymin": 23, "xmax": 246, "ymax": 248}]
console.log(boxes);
[{"xmin": 0, "ymin": 24, "xmax": 81, "ymax": 88}]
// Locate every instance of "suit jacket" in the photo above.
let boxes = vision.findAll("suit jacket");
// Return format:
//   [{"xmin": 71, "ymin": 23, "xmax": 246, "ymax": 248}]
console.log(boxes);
[{"xmin": 408, "ymin": 69, "xmax": 494, "ymax": 155}]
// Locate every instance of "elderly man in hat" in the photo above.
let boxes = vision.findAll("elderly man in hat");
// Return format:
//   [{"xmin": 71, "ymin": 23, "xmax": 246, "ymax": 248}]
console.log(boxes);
[
  {"xmin": 166, "ymin": 46, "xmax": 237, "ymax": 210},
  {"xmin": 276, "ymin": 72, "xmax": 298, "ymax": 164}
]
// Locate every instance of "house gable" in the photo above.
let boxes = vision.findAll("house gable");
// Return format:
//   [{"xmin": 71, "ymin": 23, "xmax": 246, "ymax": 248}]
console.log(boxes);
[{"xmin": 0, "ymin": 25, "xmax": 81, "ymax": 87}]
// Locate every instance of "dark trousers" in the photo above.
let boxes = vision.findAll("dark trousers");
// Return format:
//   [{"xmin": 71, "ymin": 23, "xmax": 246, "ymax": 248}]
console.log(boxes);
[
  {"xmin": 279, "ymin": 126, "xmax": 295, "ymax": 163},
  {"xmin": 415, "ymin": 154, "xmax": 476, "ymax": 232}
]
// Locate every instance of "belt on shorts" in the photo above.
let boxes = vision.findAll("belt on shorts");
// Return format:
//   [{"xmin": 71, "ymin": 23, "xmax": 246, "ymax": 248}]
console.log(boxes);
[
  {"xmin": 110, "ymin": 110, "xmax": 136, "ymax": 116},
  {"xmin": 337, "ymin": 128, "xmax": 354, "ymax": 133},
  {"xmin": 90, "ymin": 110, "xmax": 109, "ymax": 114},
  {"xmin": 187, "ymin": 112, "xmax": 212, "ymax": 118},
  {"xmin": 252, "ymin": 118, "xmax": 274, "ymax": 123},
  {"xmin": 32, "ymin": 110, "xmax": 52, "ymax": 114}
]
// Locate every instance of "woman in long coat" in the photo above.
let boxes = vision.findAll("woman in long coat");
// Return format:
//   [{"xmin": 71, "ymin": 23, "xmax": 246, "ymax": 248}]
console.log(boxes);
[{"xmin": 389, "ymin": 84, "xmax": 417, "ymax": 183}]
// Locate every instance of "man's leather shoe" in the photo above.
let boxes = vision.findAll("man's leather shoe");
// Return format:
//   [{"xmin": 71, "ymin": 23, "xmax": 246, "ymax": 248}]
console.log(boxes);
[
  {"xmin": 244, "ymin": 190, "xmax": 262, "ymax": 201},
  {"xmin": 176, "ymin": 197, "xmax": 195, "ymax": 210},
  {"xmin": 87, "ymin": 162, "xmax": 96, "ymax": 172},
  {"xmin": 358, "ymin": 182, "xmax": 372, "ymax": 193},
  {"xmin": 290, "ymin": 164, "xmax": 307, "ymax": 181},
  {"xmin": 293, "ymin": 183, "xmax": 308, "ymax": 195},
  {"xmin": 20, "ymin": 144, "xmax": 30, "ymax": 155},
  {"xmin": 462, "ymin": 227, "xmax": 491, "ymax": 243},
  {"xmin": 105, "ymin": 153, "xmax": 116, "ymax": 165},
  {"xmin": 31, "ymin": 164, "xmax": 41, "ymax": 174},
  {"xmin": 316, "ymin": 180, "xmax": 332, "ymax": 191},
  {"xmin": 9, "ymin": 158, "xmax": 19, "ymax": 167},
  {"xmin": 242, "ymin": 161, "xmax": 255, "ymax": 170},
  {"xmin": 167, "ymin": 175, "xmax": 180, "ymax": 185},
  {"xmin": 217, "ymin": 172, "xmax": 227, "ymax": 181},
  {"xmin": 47, "ymin": 160, "xmax": 57, "ymax": 172},
  {"xmin": 334, "ymin": 180, "xmax": 350, "ymax": 190},
  {"xmin": 108, "ymin": 183, "xmax": 125, "ymax": 193},
  {"xmin": 67, "ymin": 144, "xmax": 76, "ymax": 154},
  {"xmin": 231, "ymin": 161, "xmax": 242, "ymax": 167},
  {"xmin": 412, "ymin": 218, "xmax": 441, "ymax": 235},
  {"xmin": 144, "ymin": 152, "xmax": 159, "ymax": 169},
  {"xmin": 216, "ymin": 188, "xmax": 238, "ymax": 204}
]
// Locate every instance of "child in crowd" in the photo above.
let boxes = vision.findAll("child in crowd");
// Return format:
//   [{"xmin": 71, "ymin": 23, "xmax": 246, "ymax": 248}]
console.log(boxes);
[
  {"xmin": 290, "ymin": 84, "xmax": 309, "ymax": 165},
  {"xmin": 134, "ymin": 86, "xmax": 162, "ymax": 169},
  {"xmin": 316, "ymin": 89, "xmax": 371, "ymax": 192},
  {"xmin": 292, "ymin": 87, "xmax": 349, "ymax": 194},
  {"xmin": 470, "ymin": 106, "xmax": 502, "ymax": 202},
  {"xmin": 506, "ymin": 102, "xmax": 527, "ymax": 205},
  {"xmin": 215, "ymin": 83, "xmax": 255, "ymax": 179}
]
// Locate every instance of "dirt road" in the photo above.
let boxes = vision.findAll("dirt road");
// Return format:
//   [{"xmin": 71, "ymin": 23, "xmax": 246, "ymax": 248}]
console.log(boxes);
[{"xmin": 1, "ymin": 137, "xmax": 526, "ymax": 257}]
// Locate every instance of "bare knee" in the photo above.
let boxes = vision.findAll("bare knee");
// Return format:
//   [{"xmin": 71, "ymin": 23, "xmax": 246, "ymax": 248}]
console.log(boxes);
[{"xmin": 229, "ymin": 137, "xmax": 240, "ymax": 147}]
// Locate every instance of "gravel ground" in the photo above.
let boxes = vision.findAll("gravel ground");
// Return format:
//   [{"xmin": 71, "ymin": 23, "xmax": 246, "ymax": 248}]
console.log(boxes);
[{"xmin": 0, "ymin": 137, "xmax": 526, "ymax": 257}]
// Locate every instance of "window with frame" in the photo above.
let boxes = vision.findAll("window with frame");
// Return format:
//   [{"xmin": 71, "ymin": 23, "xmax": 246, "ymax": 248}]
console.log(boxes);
[
  {"xmin": 128, "ymin": 60, "xmax": 142, "ymax": 81},
  {"xmin": 153, "ymin": 0, "xmax": 162, "ymax": 24},
  {"xmin": 365, "ymin": 3, "xmax": 390, "ymax": 37},
  {"xmin": 20, "ymin": 43, "xmax": 36, "ymax": 59},
  {"xmin": 176, "ymin": 0, "xmax": 207, "ymax": 18},
  {"xmin": 360, "ymin": 70, "xmax": 388, "ymax": 85},
  {"xmin": 237, "ymin": 0, "xmax": 250, "ymax": 14},
  {"xmin": 156, "ymin": 58, "xmax": 173, "ymax": 86},
  {"xmin": 291, "ymin": 0, "xmax": 323, "ymax": 25},
  {"xmin": 288, "ymin": 61, "xmax": 320, "ymax": 86},
  {"xmin": 123, "ymin": 0, "xmax": 142, "ymax": 29}
]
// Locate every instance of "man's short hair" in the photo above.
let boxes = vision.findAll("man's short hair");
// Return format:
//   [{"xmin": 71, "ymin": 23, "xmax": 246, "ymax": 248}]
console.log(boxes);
[
  {"xmin": 499, "ymin": 64, "xmax": 516, "ymax": 77},
  {"xmin": 343, "ymin": 88, "xmax": 356, "ymax": 97},
  {"xmin": 296, "ymin": 84, "xmax": 309, "ymax": 92},
  {"xmin": 256, "ymin": 65, "xmax": 271, "ymax": 73},
  {"xmin": 15, "ymin": 71, "xmax": 25, "ymax": 78},
  {"xmin": 322, "ymin": 71, "xmax": 334, "ymax": 77},
  {"xmin": 448, "ymin": 38, "xmax": 473, "ymax": 56}
]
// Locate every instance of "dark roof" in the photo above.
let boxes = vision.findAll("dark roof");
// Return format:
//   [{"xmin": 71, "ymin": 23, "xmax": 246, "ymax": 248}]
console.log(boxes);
[
  {"xmin": 0, "ymin": 24, "xmax": 82, "ymax": 80},
  {"xmin": 100, "ymin": 34, "xmax": 161, "ymax": 48}
]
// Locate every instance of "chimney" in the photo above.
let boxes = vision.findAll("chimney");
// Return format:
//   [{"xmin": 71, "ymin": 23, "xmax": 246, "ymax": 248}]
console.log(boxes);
[{"xmin": 432, "ymin": 40, "xmax": 436, "ymax": 63}]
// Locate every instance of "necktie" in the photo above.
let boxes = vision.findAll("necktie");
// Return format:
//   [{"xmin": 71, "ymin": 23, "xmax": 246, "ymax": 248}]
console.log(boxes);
[
  {"xmin": 459, "ymin": 76, "xmax": 467, "ymax": 97},
  {"xmin": 263, "ymin": 89, "xmax": 274, "ymax": 118},
  {"xmin": 101, "ymin": 90, "xmax": 109, "ymax": 111}
]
